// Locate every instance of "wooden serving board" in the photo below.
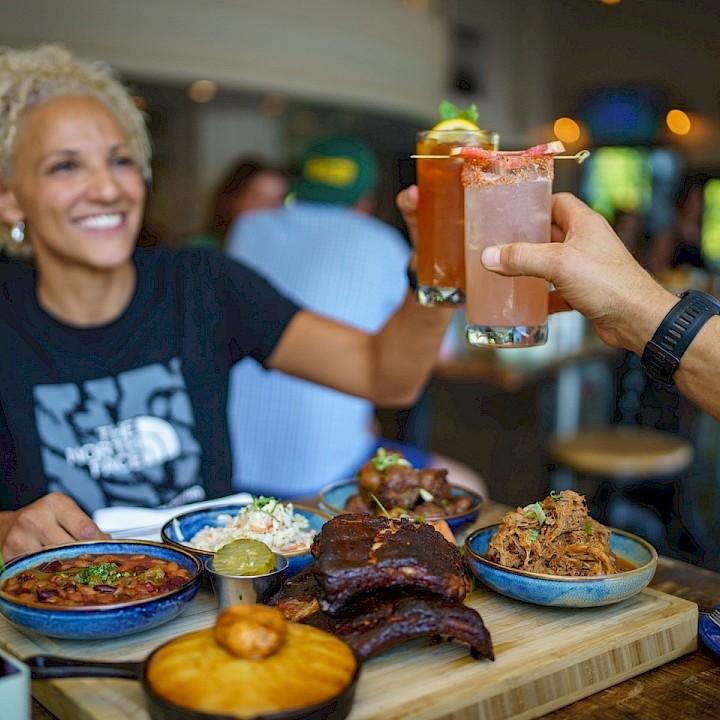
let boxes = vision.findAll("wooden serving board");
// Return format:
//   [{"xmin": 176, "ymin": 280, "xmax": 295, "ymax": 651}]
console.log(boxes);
[{"xmin": 0, "ymin": 586, "xmax": 697, "ymax": 720}]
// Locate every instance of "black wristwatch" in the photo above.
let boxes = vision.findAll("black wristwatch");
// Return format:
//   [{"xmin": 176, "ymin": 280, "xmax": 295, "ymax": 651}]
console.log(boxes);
[{"xmin": 640, "ymin": 289, "xmax": 720, "ymax": 385}]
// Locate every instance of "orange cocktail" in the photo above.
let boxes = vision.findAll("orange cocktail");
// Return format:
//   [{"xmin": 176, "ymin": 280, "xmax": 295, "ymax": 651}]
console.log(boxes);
[{"xmin": 415, "ymin": 124, "xmax": 497, "ymax": 305}]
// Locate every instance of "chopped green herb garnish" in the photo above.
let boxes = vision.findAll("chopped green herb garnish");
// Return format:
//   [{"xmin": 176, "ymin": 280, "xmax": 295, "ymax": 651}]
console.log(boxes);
[
  {"xmin": 418, "ymin": 488, "xmax": 434, "ymax": 503},
  {"xmin": 550, "ymin": 490, "xmax": 564, "ymax": 502},
  {"xmin": 370, "ymin": 494, "xmax": 392, "ymax": 519},
  {"xmin": 59, "ymin": 562, "xmax": 128, "ymax": 587},
  {"xmin": 585, "ymin": 521, "xmax": 593, "ymax": 535},
  {"xmin": 248, "ymin": 495, "xmax": 279, "ymax": 511},
  {"xmin": 525, "ymin": 502, "xmax": 546, "ymax": 525},
  {"xmin": 528, "ymin": 529, "xmax": 540, "ymax": 541},
  {"xmin": 371, "ymin": 448, "xmax": 412, "ymax": 472}
]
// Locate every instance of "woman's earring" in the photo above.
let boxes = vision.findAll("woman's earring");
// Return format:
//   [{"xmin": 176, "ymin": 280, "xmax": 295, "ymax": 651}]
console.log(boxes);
[{"xmin": 10, "ymin": 221, "xmax": 25, "ymax": 244}]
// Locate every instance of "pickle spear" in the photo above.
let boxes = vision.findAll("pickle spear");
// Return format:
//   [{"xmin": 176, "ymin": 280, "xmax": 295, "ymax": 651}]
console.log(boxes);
[{"xmin": 214, "ymin": 538, "xmax": 276, "ymax": 576}]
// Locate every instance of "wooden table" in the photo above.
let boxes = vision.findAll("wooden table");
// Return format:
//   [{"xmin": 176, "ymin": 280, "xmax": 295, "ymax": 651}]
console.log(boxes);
[{"xmin": 29, "ymin": 501, "xmax": 720, "ymax": 720}]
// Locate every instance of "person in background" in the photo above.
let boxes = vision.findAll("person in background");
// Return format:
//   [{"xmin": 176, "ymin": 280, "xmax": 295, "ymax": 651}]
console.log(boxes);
[
  {"xmin": 646, "ymin": 174, "xmax": 708, "ymax": 277},
  {"xmin": 185, "ymin": 156, "xmax": 289, "ymax": 249},
  {"xmin": 480, "ymin": 192, "xmax": 720, "ymax": 422},
  {"xmin": 612, "ymin": 209, "xmax": 647, "ymax": 260},
  {"xmin": 0, "ymin": 45, "xmax": 455, "ymax": 560},
  {"xmin": 226, "ymin": 136, "xmax": 487, "ymax": 500}
]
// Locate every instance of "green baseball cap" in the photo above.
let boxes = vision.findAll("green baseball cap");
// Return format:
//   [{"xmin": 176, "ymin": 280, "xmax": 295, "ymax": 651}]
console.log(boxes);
[{"xmin": 294, "ymin": 136, "xmax": 379, "ymax": 206}]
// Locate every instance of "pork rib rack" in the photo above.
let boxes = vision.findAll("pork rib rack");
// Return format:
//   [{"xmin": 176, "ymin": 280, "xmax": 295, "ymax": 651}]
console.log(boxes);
[
  {"xmin": 310, "ymin": 513, "xmax": 469, "ymax": 614},
  {"xmin": 269, "ymin": 513, "xmax": 494, "ymax": 662},
  {"xmin": 271, "ymin": 570, "xmax": 494, "ymax": 662}
]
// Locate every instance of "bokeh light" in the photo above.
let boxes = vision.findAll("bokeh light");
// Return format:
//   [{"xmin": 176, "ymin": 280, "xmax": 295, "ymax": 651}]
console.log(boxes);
[
  {"xmin": 553, "ymin": 117, "xmax": 581, "ymax": 144},
  {"xmin": 187, "ymin": 80, "xmax": 218, "ymax": 103},
  {"xmin": 666, "ymin": 109, "xmax": 691, "ymax": 136}
]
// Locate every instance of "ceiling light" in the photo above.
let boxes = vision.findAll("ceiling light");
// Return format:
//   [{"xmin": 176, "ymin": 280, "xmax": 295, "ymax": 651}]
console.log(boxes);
[{"xmin": 188, "ymin": 80, "xmax": 218, "ymax": 103}]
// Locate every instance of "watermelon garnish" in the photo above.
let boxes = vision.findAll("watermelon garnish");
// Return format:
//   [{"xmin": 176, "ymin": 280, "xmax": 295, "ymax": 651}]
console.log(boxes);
[{"xmin": 454, "ymin": 141, "xmax": 565, "ymax": 159}]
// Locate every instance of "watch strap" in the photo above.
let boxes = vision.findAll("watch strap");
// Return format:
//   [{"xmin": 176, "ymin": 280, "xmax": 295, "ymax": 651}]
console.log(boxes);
[{"xmin": 641, "ymin": 289, "xmax": 720, "ymax": 385}]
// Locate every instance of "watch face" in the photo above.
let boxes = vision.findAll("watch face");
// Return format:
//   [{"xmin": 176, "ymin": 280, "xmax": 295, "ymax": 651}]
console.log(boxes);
[{"xmin": 641, "ymin": 341, "xmax": 679, "ymax": 386}]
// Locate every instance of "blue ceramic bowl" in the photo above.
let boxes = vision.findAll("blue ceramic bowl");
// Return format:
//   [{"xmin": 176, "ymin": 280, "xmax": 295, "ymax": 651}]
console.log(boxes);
[
  {"xmin": 161, "ymin": 503, "xmax": 330, "ymax": 576},
  {"xmin": 318, "ymin": 479, "xmax": 483, "ymax": 535},
  {"xmin": 0, "ymin": 540, "xmax": 202, "ymax": 640},
  {"xmin": 464, "ymin": 525, "xmax": 658, "ymax": 608}
]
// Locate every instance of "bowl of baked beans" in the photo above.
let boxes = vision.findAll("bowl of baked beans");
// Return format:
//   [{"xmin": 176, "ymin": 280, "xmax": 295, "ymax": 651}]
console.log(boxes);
[{"xmin": 0, "ymin": 540, "xmax": 202, "ymax": 639}]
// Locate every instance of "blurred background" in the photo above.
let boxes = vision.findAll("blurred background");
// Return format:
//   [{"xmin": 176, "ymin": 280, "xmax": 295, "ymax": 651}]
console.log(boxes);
[
  {"xmin": 4, "ymin": 0, "xmax": 719, "ymax": 243},
  {"xmin": 3, "ymin": 0, "xmax": 720, "ymax": 564}
]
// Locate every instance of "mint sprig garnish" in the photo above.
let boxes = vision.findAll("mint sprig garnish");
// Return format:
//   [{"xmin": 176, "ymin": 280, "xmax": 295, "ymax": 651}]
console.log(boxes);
[{"xmin": 438, "ymin": 100, "xmax": 479, "ymax": 125}]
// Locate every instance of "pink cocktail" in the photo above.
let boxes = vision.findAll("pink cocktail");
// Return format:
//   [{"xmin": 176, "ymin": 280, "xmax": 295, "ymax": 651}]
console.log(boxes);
[{"xmin": 461, "ymin": 148, "xmax": 555, "ymax": 347}]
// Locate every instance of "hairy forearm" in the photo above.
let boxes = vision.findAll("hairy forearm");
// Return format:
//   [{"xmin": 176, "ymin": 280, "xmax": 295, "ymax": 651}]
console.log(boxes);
[
  {"xmin": 603, "ymin": 281, "xmax": 678, "ymax": 357},
  {"xmin": 601, "ymin": 283, "xmax": 720, "ymax": 421},
  {"xmin": 673, "ymin": 318, "xmax": 720, "ymax": 422}
]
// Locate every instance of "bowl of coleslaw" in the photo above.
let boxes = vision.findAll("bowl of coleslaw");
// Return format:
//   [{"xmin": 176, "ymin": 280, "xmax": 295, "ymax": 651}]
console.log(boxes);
[{"xmin": 160, "ymin": 497, "xmax": 331, "ymax": 577}]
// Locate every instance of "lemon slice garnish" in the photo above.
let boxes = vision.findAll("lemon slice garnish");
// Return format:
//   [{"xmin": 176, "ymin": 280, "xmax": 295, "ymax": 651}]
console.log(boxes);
[
  {"xmin": 431, "ymin": 118, "xmax": 480, "ymax": 132},
  {"xmin": 427, "ymin": 117, "xmax": 485, "ymax": 145},
  {"xmin": 214, "ymin": 538, "xmax": 276, "ymax": 576}
]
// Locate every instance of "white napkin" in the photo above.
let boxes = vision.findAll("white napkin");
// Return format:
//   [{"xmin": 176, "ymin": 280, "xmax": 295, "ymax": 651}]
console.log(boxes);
[{"xmin": 93, "ymin": 492, "xmax": 253, "ymax": 541}]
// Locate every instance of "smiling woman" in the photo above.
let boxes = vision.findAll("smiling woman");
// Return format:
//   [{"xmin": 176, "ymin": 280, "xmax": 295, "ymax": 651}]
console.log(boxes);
[
  {"xmin": 0, "ymin": 44, "xmax": 455, "ymax": 565},
  {"xmin": 6, "ymin": 95, "xmax": 146, "ymax": 324}
]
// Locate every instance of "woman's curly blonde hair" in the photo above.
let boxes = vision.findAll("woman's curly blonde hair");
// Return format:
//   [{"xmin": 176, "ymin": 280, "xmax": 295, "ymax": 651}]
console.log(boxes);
[{"xmin": 0, "ymin": 43, "xmax": 152, "ymax": 255}]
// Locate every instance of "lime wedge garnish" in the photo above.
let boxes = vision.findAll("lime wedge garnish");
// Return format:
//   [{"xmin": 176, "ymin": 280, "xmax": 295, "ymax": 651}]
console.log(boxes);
[{"xmin": 214, "ymin": 539, "xmax": 276, "ymax": 576}]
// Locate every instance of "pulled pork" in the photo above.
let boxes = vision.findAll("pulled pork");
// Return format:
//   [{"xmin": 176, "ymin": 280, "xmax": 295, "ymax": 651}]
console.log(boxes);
[{"xmin": 487, "ymin": 490, "xmax": 618, "ymax": 576}]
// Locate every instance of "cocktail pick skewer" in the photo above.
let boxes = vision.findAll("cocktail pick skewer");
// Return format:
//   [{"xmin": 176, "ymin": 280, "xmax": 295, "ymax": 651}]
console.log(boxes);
[
  {"xmin": 410, "ymin": 155, "xmax": 461, "ymax": 159},
  {"xmin": 411, "ymin": 149, "xmax": 591, "ymax": 163},
  {"xmin": 556, "ymin": 150, "xmax": 591, "ymax": 163}
]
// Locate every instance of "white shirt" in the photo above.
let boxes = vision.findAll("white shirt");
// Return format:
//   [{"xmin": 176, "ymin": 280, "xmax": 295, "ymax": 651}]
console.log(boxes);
[{"xmin": 225, "ymin": 202, "xmax": 411, "ymax": 498}]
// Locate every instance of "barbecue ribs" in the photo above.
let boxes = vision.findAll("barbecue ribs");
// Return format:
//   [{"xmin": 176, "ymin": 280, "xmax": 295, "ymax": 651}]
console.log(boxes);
[
  {"xmin": 268, "ymin": 513, "xmax": 494, "ymax": 662},
  {"xmin": 310, "ymin": 513, "xmax": 469, "ymax": 614},
  {"xmin": 270, "ymin": 571, "xmax": 493, "ymax": 662}
]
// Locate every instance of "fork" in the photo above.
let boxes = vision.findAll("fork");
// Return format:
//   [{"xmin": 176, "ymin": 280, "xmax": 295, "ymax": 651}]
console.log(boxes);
[{"xmin": 707, "ymin": 609, "xmax": 720, "ymax": 630}]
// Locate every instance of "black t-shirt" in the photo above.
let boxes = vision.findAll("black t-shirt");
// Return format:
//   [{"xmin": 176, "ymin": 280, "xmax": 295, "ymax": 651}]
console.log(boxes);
[{"xmin": 0, "ymin": 247, "xmax": 300, "ymax": 513}]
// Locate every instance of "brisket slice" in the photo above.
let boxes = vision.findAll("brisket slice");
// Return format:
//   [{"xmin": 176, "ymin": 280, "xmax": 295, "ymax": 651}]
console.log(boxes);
[
  {"xmin": 310, "ymin": 513, "xmax": 469, "ymax": 614},
  {"xmin": 268, "ymin": 573, "xmax": 493, "ymax": 662}
]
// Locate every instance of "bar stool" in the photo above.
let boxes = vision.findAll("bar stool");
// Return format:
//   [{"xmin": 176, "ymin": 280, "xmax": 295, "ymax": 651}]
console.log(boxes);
[{"xmin": 547, "ymin": 425, "xmax": 694, "ymax": 549}]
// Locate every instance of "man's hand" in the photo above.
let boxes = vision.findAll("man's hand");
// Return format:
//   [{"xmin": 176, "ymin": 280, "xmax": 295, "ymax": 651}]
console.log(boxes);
[
  {"xmin": 396, "ymin": 184, "xmax": 419, "ymax": 251},
  {"xmin": 480, "ymin": 192, "xmax": 674, "ymax": 351},
  {"xmin": 0, "ymin": 493, "xmax": 110, "ymax": 561}
]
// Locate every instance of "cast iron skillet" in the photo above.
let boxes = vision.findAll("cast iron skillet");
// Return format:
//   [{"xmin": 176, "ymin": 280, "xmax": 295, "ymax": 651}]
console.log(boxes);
[{"xmin": 26, "ymin": 639, "xmax": 360, "ymax": 720}]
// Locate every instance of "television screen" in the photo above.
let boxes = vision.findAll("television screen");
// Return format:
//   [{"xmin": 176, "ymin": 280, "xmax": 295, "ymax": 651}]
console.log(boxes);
[
  {"xmin": 576, "ymin": 85, "xmax": 666, "ymax": 146},
  {"xmin": 702, "ymin": 178, "xmax": 720, "ymax": 265},
  {"xmin": 578, "ymin": 146, "xmax": 684, "ymax": 235}
]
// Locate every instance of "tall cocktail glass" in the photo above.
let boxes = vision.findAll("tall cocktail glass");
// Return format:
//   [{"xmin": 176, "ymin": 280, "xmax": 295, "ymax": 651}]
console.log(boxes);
[
  {"xmin": 415, "ymin": 128, "xmax": 498, "ymax": 305},
  {"xmin": 462, "ymin": 152, "xmax": 554, "ymax": 347}
]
